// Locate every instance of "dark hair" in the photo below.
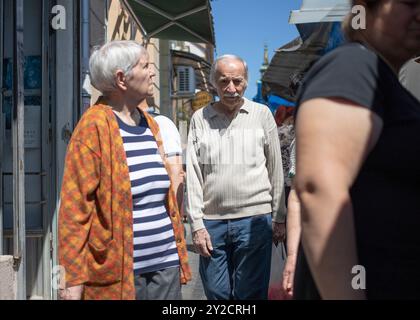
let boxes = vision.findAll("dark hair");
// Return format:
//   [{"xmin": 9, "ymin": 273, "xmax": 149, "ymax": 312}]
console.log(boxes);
[{"xmin": 342, "ymin": 0, "xmax": 381, "ymax": 41}]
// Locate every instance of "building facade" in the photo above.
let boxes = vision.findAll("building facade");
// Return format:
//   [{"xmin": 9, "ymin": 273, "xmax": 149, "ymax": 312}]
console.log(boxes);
[{"xmin": 0, "ymin": 0, "xmax": 214, "ymax": 299}]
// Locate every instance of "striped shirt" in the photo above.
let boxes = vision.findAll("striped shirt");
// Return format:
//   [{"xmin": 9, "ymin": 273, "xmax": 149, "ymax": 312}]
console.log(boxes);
[{"xmin": 114, "ymin": 113, "xmax": 179, "ymax": 275}]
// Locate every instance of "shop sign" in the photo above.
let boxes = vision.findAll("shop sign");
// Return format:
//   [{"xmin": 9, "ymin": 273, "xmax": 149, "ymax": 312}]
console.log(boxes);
[{"xmin": 192, "ymin": 91, "xmax": 212, "ymax": 110}]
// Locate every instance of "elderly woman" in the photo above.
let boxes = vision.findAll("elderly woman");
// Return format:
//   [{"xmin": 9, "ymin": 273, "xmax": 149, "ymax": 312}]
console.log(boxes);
[
  {"xmin": 294, "ymin": 0, "xmax": 420, "ymax": 299},
  {"xmin": 58, "ymin": 40, "xmax": 191, "ymax": 300}
]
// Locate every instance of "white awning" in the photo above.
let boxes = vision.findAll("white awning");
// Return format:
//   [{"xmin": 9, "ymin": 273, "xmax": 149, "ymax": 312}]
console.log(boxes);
[{"xmin": 289, "ymin": 0, "xmax": 351, "ymax": 24}]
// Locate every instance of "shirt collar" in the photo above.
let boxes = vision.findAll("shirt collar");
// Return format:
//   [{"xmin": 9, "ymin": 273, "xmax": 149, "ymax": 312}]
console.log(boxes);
[
  {"xmin": 96, "ymin": 95, "xmax": 146, "ymax": 120},
  {"xmin": 208, "ymin": 98, "xmax": 250, "ymax": 119}
]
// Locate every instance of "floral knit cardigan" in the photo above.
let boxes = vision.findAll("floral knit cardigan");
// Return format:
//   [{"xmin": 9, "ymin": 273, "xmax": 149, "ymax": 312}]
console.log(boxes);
[{"xmin": 58, "ymin": 103, "xmax": 191, "ymax": 300}]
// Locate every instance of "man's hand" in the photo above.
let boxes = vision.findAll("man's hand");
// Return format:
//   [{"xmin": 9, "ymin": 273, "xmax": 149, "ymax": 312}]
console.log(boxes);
[
  {"xmin": 59, "ymin": 285, "xmax": 84, "ymax": 300},
  {"xmin": 272, "ymin": 222, "xmax": 286, "ymax": 246},
  {"xmin": 192, "ymin": 228, "xmax": 213, "ymax": 257}
]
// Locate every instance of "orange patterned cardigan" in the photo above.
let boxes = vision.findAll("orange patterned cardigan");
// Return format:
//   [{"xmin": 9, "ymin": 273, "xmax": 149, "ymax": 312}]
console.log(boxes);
[{"xmin": 58, "ymin": 103, "xmax": 191, "ymax": 300}]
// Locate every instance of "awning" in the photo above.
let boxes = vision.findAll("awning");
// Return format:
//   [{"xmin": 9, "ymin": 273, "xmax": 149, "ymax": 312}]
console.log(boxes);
[
  {"xmin": 262, "ymin": 22, "xmax": 344, "ymax": 102},
  {"xmin": 289, "ymin": 0, "xmax": 350, "ymax": 24},
  {"xmin": 122, "ymin": 0, "xmax": 215, "ymax": 45},
  {"xmin": 171, "ymin": 49, "xmax": 213, "ymax": 94}
]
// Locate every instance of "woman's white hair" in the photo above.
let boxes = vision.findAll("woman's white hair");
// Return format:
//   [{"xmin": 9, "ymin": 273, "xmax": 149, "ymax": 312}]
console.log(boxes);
[
  {"xmin": 89, "ymin": 40, "xmax": 148, "ymax": 94},
  {"xmin": 209, "ymin": 54, "xmax": 248, "ymax": 87}
]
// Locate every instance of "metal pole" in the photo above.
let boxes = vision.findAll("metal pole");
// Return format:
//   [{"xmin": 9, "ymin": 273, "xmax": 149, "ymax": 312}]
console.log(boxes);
[
  {"xmin": 12, "ymin": 0, "xmax": 26, "ymax": 300},
  {"xmin": 159, "ymin": 40, "xmax": 172, "ymax": 118},
  {"xmin": 0, "ymin": 0, "xmax": 4, "ymax": 256},
  {"xmin": 81, "ymin": 0, "xmax": 90, "ymax": 113},
  {"xmin": 41, "ymin": 0, "xmax": 51, "ymax": 300},
  {"xmin": 104, "ymin": 0, "xmax": 109, "ymax": 41},
  {"xmin": 54, "ymin": 0, "xmax": 77, "ymax": 300}
]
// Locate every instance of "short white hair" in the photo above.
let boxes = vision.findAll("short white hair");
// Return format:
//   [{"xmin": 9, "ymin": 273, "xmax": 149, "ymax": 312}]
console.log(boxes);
[
  {"xmin": 89, "ymin": 40, "xmax": 148, "ymax": 94},
  {"xmin": 209, "ymin": 54, "xmax": 248, "ymax": 87}
]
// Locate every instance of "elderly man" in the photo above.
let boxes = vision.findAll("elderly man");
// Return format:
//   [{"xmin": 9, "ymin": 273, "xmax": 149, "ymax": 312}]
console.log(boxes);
[{"xmin": 186, "ymin": 54, "xmax": 286, "ymax": 300}]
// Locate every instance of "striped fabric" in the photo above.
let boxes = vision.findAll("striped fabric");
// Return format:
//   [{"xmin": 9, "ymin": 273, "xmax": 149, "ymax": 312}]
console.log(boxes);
[
  {"xmin": 58, "ymin": 102, "xmax": 191, "ymax": 300},
  {"xmin": 115, "ymin": 114, "xmax": 180, "ymax": 275}
]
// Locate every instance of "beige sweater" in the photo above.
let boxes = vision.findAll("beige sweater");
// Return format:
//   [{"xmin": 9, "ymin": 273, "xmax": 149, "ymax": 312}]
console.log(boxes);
[{"xmin": 186, "ymin": 98, "xmax": 287, "ymax": 232}]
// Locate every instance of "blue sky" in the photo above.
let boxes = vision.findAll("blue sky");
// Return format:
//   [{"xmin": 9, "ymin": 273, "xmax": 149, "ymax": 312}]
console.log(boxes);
[{"xmin": 211, "ymin": 0, "xmax": 302, "ymax": 99}]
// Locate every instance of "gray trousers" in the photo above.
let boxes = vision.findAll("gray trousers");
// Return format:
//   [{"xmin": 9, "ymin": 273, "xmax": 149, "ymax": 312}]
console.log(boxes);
[{"xmin": 134, "ymin": 267, "xmax": 182, "ymax": 300}]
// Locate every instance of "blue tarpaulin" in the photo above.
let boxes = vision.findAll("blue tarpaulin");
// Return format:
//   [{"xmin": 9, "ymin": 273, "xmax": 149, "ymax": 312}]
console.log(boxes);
[
  {"xmin": 253, "ymin": 81, "xmax": 295, "ymax": 114},
  {"xmin": 268, "ymin": 94, "xmax": 295, "ymax": 107},
  {"xmin": 267, "ymin": 94, "xmax": 295, "ymax": 113}
]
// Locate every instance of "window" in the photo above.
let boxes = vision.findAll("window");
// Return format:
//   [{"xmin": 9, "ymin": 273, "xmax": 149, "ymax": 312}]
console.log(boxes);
[{"xmin": 176, "ymin": 66, "xmax": 195, "ymax": 95}]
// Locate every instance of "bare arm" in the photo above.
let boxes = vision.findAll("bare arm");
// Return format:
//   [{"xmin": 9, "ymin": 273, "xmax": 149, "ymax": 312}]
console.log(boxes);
[
  {"xmin": 282, "ymin": 185, "xmax": 301, "ymax": 296},
  {"xmin": 165, "ymin": 155, "xmax": 184, "ymax": 213},
  {"xmin": 295, "ymin": 98, "xmax": 383, "ymax": 299},
  {"xmin": 286, "ymin": 185, "xmax": 301, "ymax": 260}
]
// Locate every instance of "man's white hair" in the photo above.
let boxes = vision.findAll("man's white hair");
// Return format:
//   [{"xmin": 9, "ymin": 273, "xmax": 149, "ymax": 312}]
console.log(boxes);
[
  {"xmin": 89, "ymin": 40, "xmax": 148, "ymax": 94},
  {"xmin": 209, "ymin": 54, "xmax": 249, "ymax": 88}
]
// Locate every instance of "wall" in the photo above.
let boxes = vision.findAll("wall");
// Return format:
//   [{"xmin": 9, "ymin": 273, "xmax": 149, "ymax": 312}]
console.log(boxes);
[
  {"xmin": 0, "ymin": 256, "xmax": 16, "ymax": 299},
  {"xmin": 90, "ymin": 0, "xmax": 161, "ymax": 109}
]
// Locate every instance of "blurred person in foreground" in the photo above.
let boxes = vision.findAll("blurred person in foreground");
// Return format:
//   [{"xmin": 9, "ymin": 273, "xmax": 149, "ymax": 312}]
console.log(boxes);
[{"xmin": 294, "ymin": 0, "xmax": 420, "ymax": 299}]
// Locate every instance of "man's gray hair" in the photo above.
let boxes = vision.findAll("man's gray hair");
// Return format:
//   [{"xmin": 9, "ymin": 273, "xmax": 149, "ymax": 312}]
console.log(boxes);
[
  {"xmin": 89, "ymin": 40, "xmax": 148, "ymax": 94},
  {"xmin": 209, "ymin": 54, "xmax": 248, "ymax": 87}
]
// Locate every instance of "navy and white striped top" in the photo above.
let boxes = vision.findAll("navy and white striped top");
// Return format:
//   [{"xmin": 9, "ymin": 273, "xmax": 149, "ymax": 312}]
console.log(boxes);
[{"xmin": 114, "ymin": 113, "xmax": 180, "ymax": 275}]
